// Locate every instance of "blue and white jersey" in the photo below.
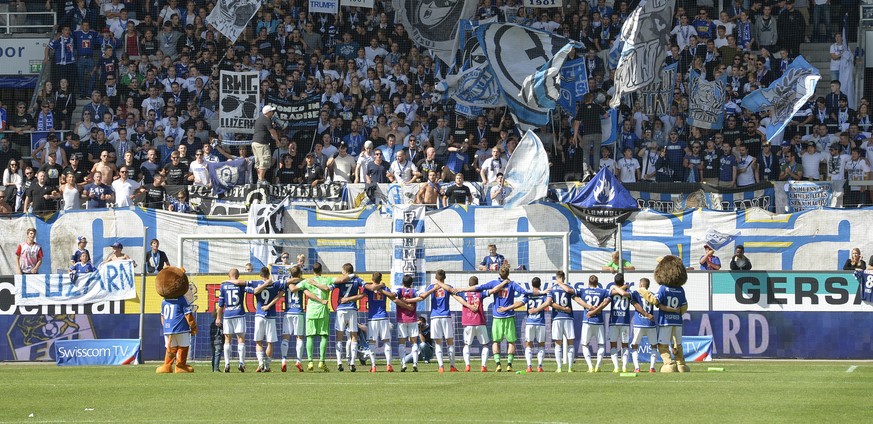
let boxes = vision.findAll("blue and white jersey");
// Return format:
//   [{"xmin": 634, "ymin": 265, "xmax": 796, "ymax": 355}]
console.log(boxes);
[
  {"xmin": 522, "ymin": 292, "xmax": 547, "ymax": 326},
  {"xmin": 548, "ymin": 287, "xmax": 577, "ymax": 321},
  {"xmin": 365, "ymin": 287, "xmax": 390, "ymax": 320},
  {"xmin": 656, "ymin": 285, "xmax": 687, "ymax": 326},
  {"xmin": 332, "ymin": 277, "xmax": 365, "ymax": 311},
  {"xmin": 855, "ymin": 270, "xmax": 873, "ymax": 303},
  {"xmin": 480, "ymin": 254, "xmax": 505, "ymax": 270},
  {"xmin": 246, "ymin": 280, "xmax": 282, "ymax": 318},
  {"xmin": 579, "ymin": 287, "xmax": 608, "ymax": 325},
  {"xmin": 630, "ymin": 290, "xmax": 657, "ymax": 328},
  {"xmin": 218, "ymin": 281, "xmax": 247, "ymax": 319},
  {"xmin": 426, "ymin": 283, "xmax": 453, "ymax": 318},
  {"xmin": 476, "ymin": 279, "xmax": 526, "ymax": 319},
  {"xmin": 277, "ymin": 281, "xmax": 304, "ymax": 315},
  {"xmin": 607, "ymin": 283, "xmax": 633, "ymax": 326},
  {"xmin": 161, "ymin": 297, "xmax": 193, "ymax": 335}
]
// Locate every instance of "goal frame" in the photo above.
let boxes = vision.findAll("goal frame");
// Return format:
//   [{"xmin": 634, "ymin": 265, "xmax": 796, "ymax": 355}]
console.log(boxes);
[{"xmin": 176, "ymin": 232, "xmax": 570, "ymax": 276}]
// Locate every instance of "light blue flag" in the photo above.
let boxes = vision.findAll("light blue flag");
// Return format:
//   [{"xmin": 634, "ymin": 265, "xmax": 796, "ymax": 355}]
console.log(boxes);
[
  {"xmin": 503, "ymin": 130, "xmax": 549, "ymax": 208},
  {"xmin": 607, "ymin": 39, "xmax": 623, "ymax": 70},
  {"xmin": 687, "ymin": 69, "xmax": 728, "ymax": 130},
  {"xmin": 557, "ymin": 58, "xmax": 590, "ymax": 115},
  {"xmin": 740, "ymin": 55, "xmax": 820, "ymax": 143},
  {"xmin": 601, "ymin": 109, "xmax": 620, "ymax": 146}
]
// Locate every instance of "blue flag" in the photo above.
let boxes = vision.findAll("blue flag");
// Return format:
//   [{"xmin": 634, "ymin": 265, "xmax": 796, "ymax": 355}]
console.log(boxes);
[
  {"xmin": 557, "ymin": 58, "xmax": 590, "ymax": 115},
  {"xmin": 207, "ymin": 157, "xmax": 248, "ymax": 196},
  {"xmin": 740, "ymin": 55, "xmax": 820, "ymax": 143},
  {"xmin": 687, "ymin": 69, "xmax": 728, "ymax": 130},
  {"xmin": 601, "ymin": 109, "xmax": 620, "ymax": 146},
  {"xmin": 565, "ymin": 167, "xmax": 638, "ymax": 210}
]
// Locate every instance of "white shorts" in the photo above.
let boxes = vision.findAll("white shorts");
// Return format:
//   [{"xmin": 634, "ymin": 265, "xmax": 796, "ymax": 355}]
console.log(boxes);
[
  {"xmin": 283, "ymin": 314, "xmax": 304, "ymax": 337},
  {"xmin": 397, "ymin": 322, "xmax": 419, "ymax": 339},
  {"xmin": 431, "ymin": 316, "xmax": 455, "ymax": 340},
  {"xmin": 223, "ymin": 317, "xmax": 246, "ymax": 335},
  {"xmin": 551, "ymin": 319, "xmax": 575, "ymax": 341},
  {"xmin": 632, "ymin": 326, "xmax": 658, "ymax": 346},
  {"xmin": 657, "ymin": 325, "xmax": 683, "ymax": 346},
  {"xmin": 608, "ymin": 325, "xmax": 630, "ymax": 344},
  {"xmin": 254, "ymin": 316, "xmax": 278, "ymax": 343},
  {"xmin": 463, "ymin": 325, "xmax": 489, "ymax": 345},
  {"xmin": 580, "ymin": 323, "xmax": 605, "ymax": 345},
  {"xmin": 368, "ymin": 319, "xmax": 391, "ymax": 342},
  {"xmin": 336, "ymin": 310, "xmax": 358, "ymax": 333},
  {"xmin": 165, "ymin": 332, "xmax": 191, "ymax": 347},
  {"xmin": 524, "ymin": 324, "xmax": 546, "ymax": 343}
]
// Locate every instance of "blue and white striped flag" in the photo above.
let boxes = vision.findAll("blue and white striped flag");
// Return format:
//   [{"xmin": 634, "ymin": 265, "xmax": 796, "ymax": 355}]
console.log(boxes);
[{"xmin": 740, "ymin": 55, "xmax": 820, "ymax": 143}]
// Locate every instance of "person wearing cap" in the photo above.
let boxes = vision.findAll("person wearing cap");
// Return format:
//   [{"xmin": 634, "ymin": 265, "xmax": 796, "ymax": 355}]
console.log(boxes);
[
  {"xmin": 302, "ymin": 153, "xmax": 324, "ymax": 186},
  {"xmin": 800, "ymin": 141, "xmax": 827, "ymax": 180},
  {"xmin": 252, "ymin": 105, "xmax": 279, "ymax": 186},
  {"xmin": 102, "ymin": 241, "xmax": 133, "ymax": 264},
  {"xmin": 699, "ymin": 244, "xmax": 722, "ymax": 271},
  {"xmin": 70, "ymin": 236, "xmax": 91, "ymax": 266}
]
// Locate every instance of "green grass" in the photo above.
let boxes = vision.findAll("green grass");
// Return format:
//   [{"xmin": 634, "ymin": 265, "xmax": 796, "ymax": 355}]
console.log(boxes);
[{"xmin": 1, "ymin": 361, "xmax": 871, "ymax": 423}]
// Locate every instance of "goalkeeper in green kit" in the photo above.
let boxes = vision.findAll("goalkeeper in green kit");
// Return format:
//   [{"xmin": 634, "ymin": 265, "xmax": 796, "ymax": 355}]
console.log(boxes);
[{"xmin": 297, "ymin": 262, "xmax": 348, "ymax": 372}]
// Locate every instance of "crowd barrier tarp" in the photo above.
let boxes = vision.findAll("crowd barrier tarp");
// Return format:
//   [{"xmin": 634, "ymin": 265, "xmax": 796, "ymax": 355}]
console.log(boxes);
[{"xmin": 15, "ymin": 260, "xmax": 137, "ymax": 306}]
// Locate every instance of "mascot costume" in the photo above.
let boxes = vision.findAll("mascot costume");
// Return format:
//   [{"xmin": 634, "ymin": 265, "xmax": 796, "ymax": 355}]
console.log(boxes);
[
  {"xmin": 639, "ymin": 255, "xmax": 690, "ymax": 373},
  {"xmin": 156, "ymin": 267, "xmax": 197, "ymax": 373}
]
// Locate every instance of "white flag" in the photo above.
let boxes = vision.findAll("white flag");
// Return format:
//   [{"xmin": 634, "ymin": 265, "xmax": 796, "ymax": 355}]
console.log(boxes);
[
  {"xmin": 207, "ymin": 0, "xmax": 262, "ymax": 43},
  {"xmin": 503, "ymin": 130, "xmax": 549, "ymax": 208}
]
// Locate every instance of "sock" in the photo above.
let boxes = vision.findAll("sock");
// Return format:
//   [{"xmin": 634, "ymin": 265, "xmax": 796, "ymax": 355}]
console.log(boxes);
[
  {"xmin": 336, "ymin": 340, "xmax": 344, "ymax": 365},
  {"xmin": 596, "ymin": 346, "xmax": 605, "ymax": 369},
  {"xmin": 537, "ymin": 348, "xmax": 545, "ymax": 367},
  {"xmin": 507, "ymin": 354, "xmax": 514, "ymax": 365},
  {"xmin": 265, "ymin": 356, "xmax": 271, "ymax": 369},
  {"xmin": 435, "ymin": 344, "xmax": 444, "ymax": 367},
  {"xmin": 447, "ymin": 345, "xmax": 455, "ymax": 367},
  {"xmin": 350, "ymin": 342, "xmax": 358, "ymax": 365},
  {"xmin": 280, "ymin": 340, "xmax": 289, "ymax": 359},
  {"xmin": 632, "ymin": 349, "xmax": 640, "ymax": 370},
  {"xmin": 554, "ymin": 344, "xmax": 563, "ymax": 369},
  {"xmin": 494, "ymin": 352, "xmax": 501, "ymax": 365},
  {"xmin": 411, "ymin": 343, "xmax": 419, "ymax": 366},
  {"xmin": 306, "ymin": 338, "xmax": 314, "ymax": 361},
  {"xmin": 295, "ymin": 339, "xmax": 303, "ymax": 362},
  {"xmin": 582, "ymin": 345, "xmax": 593, "ymax": 369},
  {"xmin": 621, "ymin": 347, "xmax": 628, "ymax": 370},
  {"xmin": 611, "ymin": 350, "xmax": 619, "ymax": 370},
  {"xmin": 463, "ymin": 345, "xmax": 471, "ymax": 366},
  {"xmin": 401, "ymin": 345, "xmax": 408, "ymax": 365},
  {"xmin": 223, "ymin": 343, "xmax": 231, "ymax": 367},
  {"xmin": 481, "ymin": 347, "xmax": 489, "ymax": 367},
  {"xmin": 650, "ymin": 350, "xmax": 657, "ymax": 369},
  {"xmin": 256, "ymin": 350, "xmax": 264, "ymax": 367},
  {"xmin": 319, "ymin": 337, "xmax": 327, "ymax": 361},
  {"xmin": 567, "ymin": 347, "xmax": 575, "ymax": 370},
  {"xmin": 385, "ymin": 344, "xmax": 392, "ymax": 366},
  {"xmin": 238, "ymin": 343, "xmax": 246, "ymax": 364},
  {"xmin": 525, "ymin": 347, "xmax": 532, "ymax": 368},
  {"xmin": 346, "ymin": 339, "xmax": 352, "ymax": 363}
]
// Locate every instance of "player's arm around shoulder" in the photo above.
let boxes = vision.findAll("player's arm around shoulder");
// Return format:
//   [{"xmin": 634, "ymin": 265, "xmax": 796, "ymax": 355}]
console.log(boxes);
[
  {"xmin": 263, "ymin": 291, "xmax": 284, "ymax": 311},
  {"xmin": 452, "ymin": 293, "xmax": 476, "ymax": 311},
  {"xmin": 498, "ymin": 300, "xmax": 524, "ymax": 314}
]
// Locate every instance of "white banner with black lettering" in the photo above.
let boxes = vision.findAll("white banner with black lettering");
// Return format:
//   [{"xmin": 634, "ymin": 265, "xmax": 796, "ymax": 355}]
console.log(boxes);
[
  {"xmin": 310, "ymin": 0, "xmax": 339, "ymax": 14},
  {"xmin": 15, "ymin": 260, "xmax": 137, "ymax": 306},
  {"xmin": 392, "ymin": 205, "xmax": 427, "ymax": 291},
  {"xmin": 340, "ymin": 0, "xmax": 373, "ymax": 7},
  {"xmin": 219, "ymin": 71, "xmax": 259, "ymax": 134}
]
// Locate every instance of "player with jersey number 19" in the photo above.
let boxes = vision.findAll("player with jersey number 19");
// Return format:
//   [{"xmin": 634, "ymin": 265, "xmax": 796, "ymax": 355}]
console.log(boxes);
[
  {"xmin": 216, "ymin": 268, "xmax": 248, "ymax": 373},
  {"xmin": 630, "ymin": 278, "xmax": 660, "ymax": 373},
  {"xmin": 546, "ymin": 271, "xmax": 580, "ymax": 372},
  {"xmin": 452, "ymin": 276, "xmax": 491, "ymax": 372},
  {"xmin": 640, "ymin": 256, "xmax": 690, "ymax": 373}
]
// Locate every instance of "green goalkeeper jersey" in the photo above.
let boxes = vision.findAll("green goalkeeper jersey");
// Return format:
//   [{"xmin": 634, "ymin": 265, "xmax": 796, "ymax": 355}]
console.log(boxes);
[{"xmin": 300, "ymin": 276, "xmax": 333, "ymax": 319}]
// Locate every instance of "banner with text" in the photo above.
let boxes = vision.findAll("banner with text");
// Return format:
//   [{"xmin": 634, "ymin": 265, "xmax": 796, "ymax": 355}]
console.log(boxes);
[
  {"xmin": 15, "ymin": 260, "xmax": 137, "ymax": 306},
  {"xmin": 309, "ymin": 0, "xmax": 338, "ymax": 14},
  {"xmin": 219, "ymin": 71, "xmax": 259, "ymax": 134},
  {"xmin": 632, "ymin": 335, "xmax": 714, "ymax": 362},
  {"xmin": 711, "ymin": 271, "xmax": 873, "ymax": 312},
  {"xmin": 269, "ymin": 95, "xmax": 321, "ymax": 129},
  {"xmin": 392, "ymin": 205, "xmax": 427, "ymax": 293},
  {"xmin": 55, "ymin": 339, "xmax": 140, "ymax": 366},
  {"xmin": 340, "ymin": 0, "xmax": 373, "ymax": 7},
  {"xmin": 786, "ymin": 180, "xmax": 833, "ymax": 212}
]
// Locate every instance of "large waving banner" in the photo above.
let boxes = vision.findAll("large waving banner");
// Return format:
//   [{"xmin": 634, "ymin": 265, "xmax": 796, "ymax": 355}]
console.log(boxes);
[
  {"xmin": 435, "ymin": 19, "xmax": 504, "ymax": 109},
  {"xmin": 639, "ymin": 62, "xmax": 677, "ymax": 115},
  {"xmin": 207, "ymin": 0, "xmax": 261, "ymax": 43},
  {"xmin": 394, "ymin": 0, "xmax": 478, "ymax": 65},
  {"xmin": 219, "ymin": 71, "xmax": 259, "ymax": 134},
  {"xmin": 557, "ymin": 58, "xmax": 589, "ymax": 115},
  {"xmin": 15, "ymin": 260, "xmax": 137, "ymax": 306},
  {"xmin": 687, "ymin": 70, "xmax": 727, "ymax": 130},
  {"xmin": 207, "ymin": 158, "xmax": 248, "ymax": 196},
  {"xmin": 740, "ymin": 55, "xmax": 820, "ymax": 143},
  {"xmin": 610, "ymin": 0, "xmax": 674, "ymax": 108},
  {"xmin": 504, "ymin": 130, "xmax": 549, "ymax": 208}
]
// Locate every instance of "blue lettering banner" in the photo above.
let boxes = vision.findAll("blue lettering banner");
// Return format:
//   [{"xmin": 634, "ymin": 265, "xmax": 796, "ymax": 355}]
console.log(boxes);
[
  {"xmin": 15, "ymin": 261, "xmax": 137, "ymax": 306},
  {"xmin": 55, "ymin": 339, "xmax": 140, "ymax": 366}
]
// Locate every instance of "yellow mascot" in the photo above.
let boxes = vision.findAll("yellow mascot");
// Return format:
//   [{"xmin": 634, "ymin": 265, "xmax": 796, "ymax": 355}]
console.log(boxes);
[
  {"xmin": 639, "ymin": 256, "xmax": 690, "ymax": 373},
  {"xmin": 155, "ymin": 267, "xmax": 197, "ymax": 373}
]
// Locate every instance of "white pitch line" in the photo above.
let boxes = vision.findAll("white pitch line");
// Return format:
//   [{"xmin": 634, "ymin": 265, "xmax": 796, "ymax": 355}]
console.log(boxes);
[{"xmin": 847, "ymin": 365, "xmax": 858, "ymax": 373}]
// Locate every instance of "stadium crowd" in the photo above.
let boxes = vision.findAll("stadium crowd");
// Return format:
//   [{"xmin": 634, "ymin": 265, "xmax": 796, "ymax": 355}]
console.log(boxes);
[{"xmin": 0, "ymin": 0, "xmax": 870, "ymax": 215}]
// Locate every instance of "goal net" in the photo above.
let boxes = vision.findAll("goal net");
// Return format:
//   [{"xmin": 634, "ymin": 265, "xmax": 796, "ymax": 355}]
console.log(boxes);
[{"xmin": 176, "ymin": 232, "xmax": 569, "ymax": 363}]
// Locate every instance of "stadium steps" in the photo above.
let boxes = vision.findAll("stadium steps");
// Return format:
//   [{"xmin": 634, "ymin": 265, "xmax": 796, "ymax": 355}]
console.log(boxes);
[{"xmin": 799, "ymin": 42, "xmax": 858, "ymax": 99}]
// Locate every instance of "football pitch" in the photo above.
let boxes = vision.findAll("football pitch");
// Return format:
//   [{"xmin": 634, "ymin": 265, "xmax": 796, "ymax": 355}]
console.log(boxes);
[{"xmin": 1, "ymin": 361, "xmax": 870, "ymax": 423}]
